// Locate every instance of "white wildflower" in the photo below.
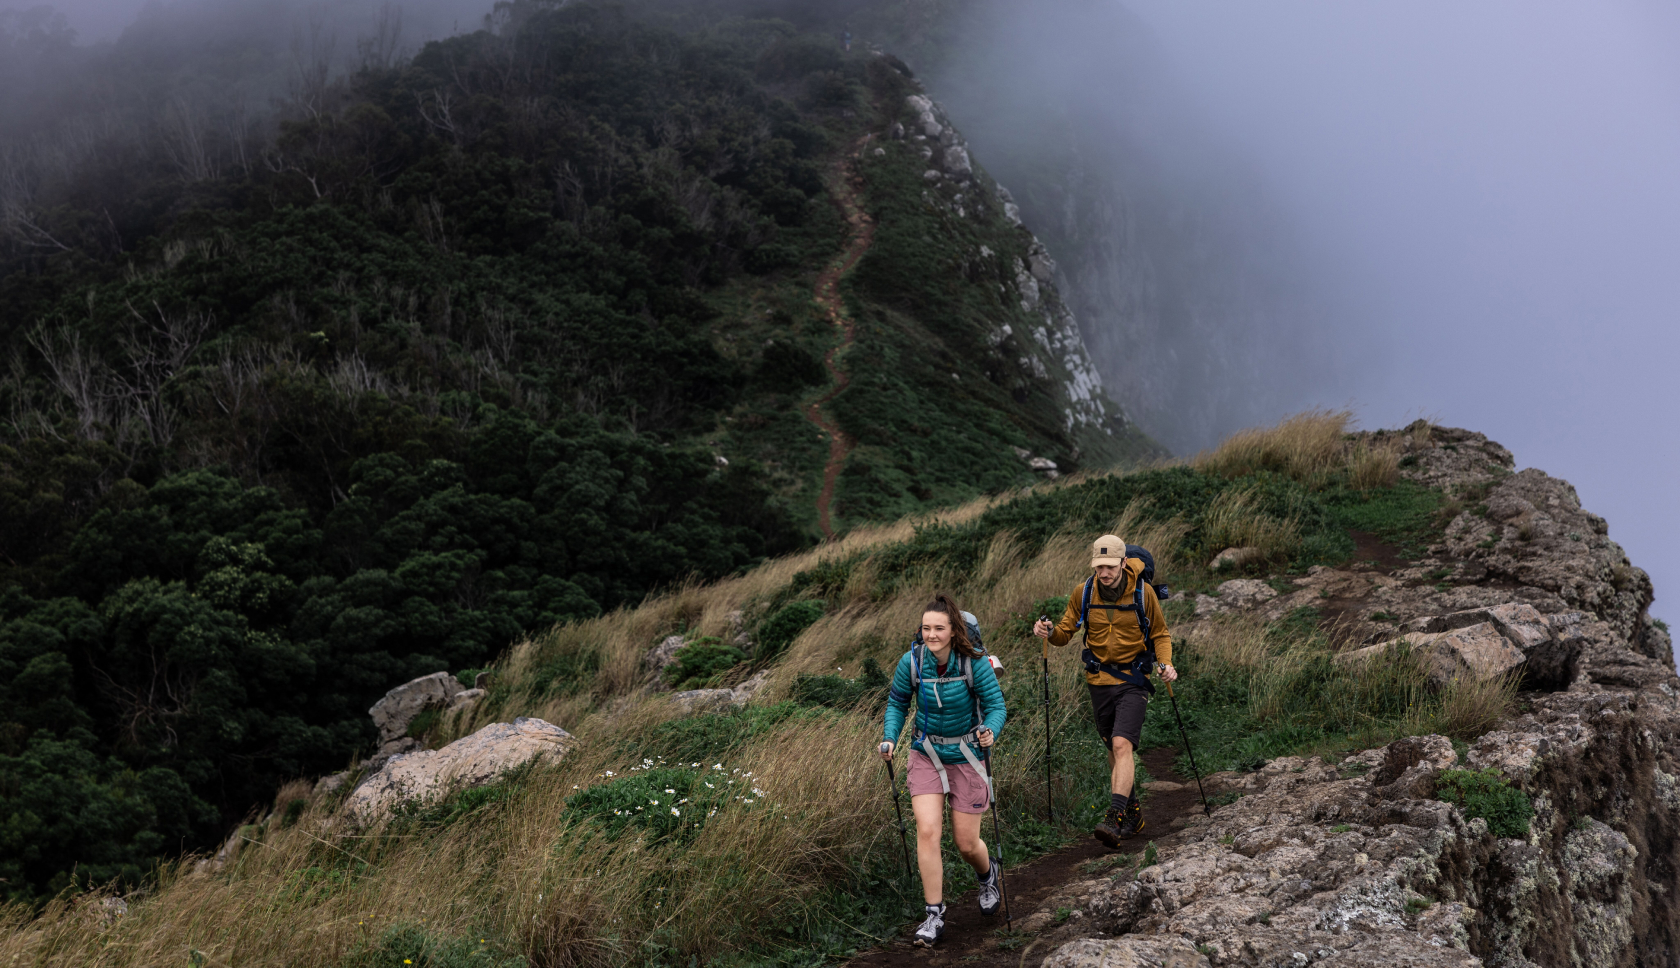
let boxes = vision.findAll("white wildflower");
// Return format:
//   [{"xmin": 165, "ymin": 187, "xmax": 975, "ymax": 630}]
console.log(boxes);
[{"xmin": 671, "ymin": 807, "xmax": 680, "ymax": 816}]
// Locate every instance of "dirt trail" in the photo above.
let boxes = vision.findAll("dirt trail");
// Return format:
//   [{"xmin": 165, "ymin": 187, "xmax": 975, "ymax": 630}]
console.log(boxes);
[
  {"xmin": 844, "ymin": 747, "xmax": 1208, "ymax": 968},
  {"xmin": 805, "ymin": 137, "xmax": 877, "ymax": 540}
]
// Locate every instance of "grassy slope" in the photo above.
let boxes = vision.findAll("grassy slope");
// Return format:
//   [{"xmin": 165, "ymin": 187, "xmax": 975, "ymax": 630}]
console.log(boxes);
[
  {"xmin": 0, "ymin": 413, "xmax": 1520, "ymax": 968},
  {"xmin": 0, "ymin": 5, "xmax": 1170, "ymax": 900}
]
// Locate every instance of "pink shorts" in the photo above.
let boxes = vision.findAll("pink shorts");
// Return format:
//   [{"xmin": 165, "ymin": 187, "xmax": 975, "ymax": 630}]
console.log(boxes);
[{"xmin": 907, "ymin": 750, "xmax": 992, "ymax": 814}]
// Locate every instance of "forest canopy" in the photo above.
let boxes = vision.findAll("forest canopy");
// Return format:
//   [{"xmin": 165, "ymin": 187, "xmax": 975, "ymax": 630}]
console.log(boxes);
[{"xmin": 0, "ymin": 1, "xmax": 863, "ymax": 900}]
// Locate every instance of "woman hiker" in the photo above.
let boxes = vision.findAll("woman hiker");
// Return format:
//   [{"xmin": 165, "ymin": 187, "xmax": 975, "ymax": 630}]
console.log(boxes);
[{"xmin": 879, "ymin": 594, "xmax": 1007, "ymax": 948}]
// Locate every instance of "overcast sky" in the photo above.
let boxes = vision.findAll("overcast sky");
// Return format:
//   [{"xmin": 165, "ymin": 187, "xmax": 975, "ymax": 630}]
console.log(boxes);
[{"xmin": 1117, "ymin": 0, "xmax": 1680, "ymax": 627}]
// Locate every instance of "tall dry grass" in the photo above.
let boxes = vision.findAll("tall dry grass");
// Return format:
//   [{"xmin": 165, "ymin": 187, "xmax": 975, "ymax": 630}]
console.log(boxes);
[
  {"xmin": 1193, "ymin": 408, "xmax": 1352, "ymax": 483},
  {"xmin": 1198, "ymin": 486, "xmax": 1302, "ymax": 562},
  {"xmin": 1, "ymin": 411, "xmax": 1495, "ymax": 967},
  {"xmin": 0, "ymin": 490, "xmax": 1183, "ymax": 967},
  {"xmin": 1185, "ymin": 613, "xmax": 1515, "ymax": 754},
  {"xmin": 1348, "ymin": 440, "xmax": 1402, "ymax": 491}
]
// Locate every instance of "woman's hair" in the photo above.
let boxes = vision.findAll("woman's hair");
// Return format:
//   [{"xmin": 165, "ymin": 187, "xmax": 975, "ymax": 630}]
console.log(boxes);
[{"xmin": 921, "ymin": 594, "xmax": 979, "ymax": 658}]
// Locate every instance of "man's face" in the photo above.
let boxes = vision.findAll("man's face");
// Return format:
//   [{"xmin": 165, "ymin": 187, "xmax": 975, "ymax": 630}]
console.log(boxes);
[{"xmin": 1094, "ymin": 563, "xmax": 1121, "ymax": 586}]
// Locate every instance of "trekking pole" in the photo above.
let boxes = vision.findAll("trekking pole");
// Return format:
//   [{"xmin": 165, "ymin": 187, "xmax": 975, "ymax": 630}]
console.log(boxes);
[
  {"xmin": 982, "ymin": 743, "xmax": 1012, "ymax": 926},
  {"xmin": 1039, "ymin": 616, "xmax": 1054, "ymax": 823},
  {"xmin": 1155, "ymin": 664, "xmax": 1212, "ymax": 816},
  {"xmin": 879, "ymin": 743, "xmax": 914, "ymax": 878}
]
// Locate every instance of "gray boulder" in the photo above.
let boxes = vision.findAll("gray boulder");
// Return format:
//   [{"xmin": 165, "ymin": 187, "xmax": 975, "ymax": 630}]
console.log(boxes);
[
  {"xmin": 943, "ymin": 145, "xmax": 971, "ymax": 177},
  {"xmin": 369, "ymin": 671, "xmax": 464, "ymax": 746},
  {"xmin": 1340, "ymin": 622, "xmax": 1525, "ymax": 689},
  {"xmin": 345, "ymin": 717, "xmax": 575, "ymax": 820}
]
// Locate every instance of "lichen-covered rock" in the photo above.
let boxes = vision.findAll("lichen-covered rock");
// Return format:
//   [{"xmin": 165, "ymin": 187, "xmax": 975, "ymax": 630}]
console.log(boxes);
[
  {"xmin": 1343, "ymin": 622, "xmax": 1526, "ymax": 689},
  {"xmin": 1441, "ymin": 467, "xmax": 1651, "ymax": 643},
  {"xmin": 1196, "ymin": 578, "xmax": 1279, "ymax": 617},
  {"xmin": 1043, "ymin": 936, "xmax": 1209, "ymax": 968},
  {"xmin": 368, "ymin": 671, "xmax": 464, "ymax": 745},
  {"xmin": 644, "ymin": 635, "xmax": 687, "ymax": 684},
  {"xmin": 1209, "ymin": 546, "xmax": 1263, "ymax": 571},
  {"xmin": 345, "ymin": 717, "xmax": 574, "ymax": 820},
  {"xmin": 1029, "ymin": 688, "xmax": 1680, "ymax": 968},
  {"xmin": 671, "ymin": 671, "xmax": 769, "ymax": 712}
]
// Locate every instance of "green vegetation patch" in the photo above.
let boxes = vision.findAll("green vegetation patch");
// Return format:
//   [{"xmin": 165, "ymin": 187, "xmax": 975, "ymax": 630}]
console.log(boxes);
[
  {"xmin": 791, "ymin": 656, "xmax": 888, "ymax": 710},
  {"xmin": 636, "ymin": 702, "xmax": 827, "ymax": 764},
  {"xmin": 564, "ymin": 765, "xmax": 767, "ymax": 847},
  {"xmin": 336, "ymin": 923, "xmax": 526, "ymax": 968},
  {"xmin": 756, "ymin": 599, "xmax": 826, "ymax": 661},
  {"xmin": 1435, "ymin": 768, "xmax": 1534, "ymax": 838},
  {"xmin": 663, "ymin": 637, "xmax": 748, "ymax": 689},
  {"xmin": 1321, "ymin": 479, "xmax": 1444, "ymax": 561}
]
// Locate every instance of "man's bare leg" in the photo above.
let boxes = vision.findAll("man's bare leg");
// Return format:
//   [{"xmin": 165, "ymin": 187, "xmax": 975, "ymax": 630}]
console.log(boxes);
[{"xmin": 1108, "ymin": 735, "xmax": 1135, "ymax": 797}]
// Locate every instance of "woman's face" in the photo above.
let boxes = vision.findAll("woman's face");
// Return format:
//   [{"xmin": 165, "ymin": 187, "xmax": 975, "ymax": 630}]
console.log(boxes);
[{"xmin": 921, "ymin": 610, "xmax": 953, "ymax": 651}]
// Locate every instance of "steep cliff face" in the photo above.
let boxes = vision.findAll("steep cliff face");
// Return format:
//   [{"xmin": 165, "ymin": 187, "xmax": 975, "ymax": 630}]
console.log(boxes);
[
  {"xmin": 1021, "ymin": 428, "xmax": 1679, "ymax": 968},
  {"xmin": 844, "ymin": 0, "xmax": 1343, "ymax": 454}
]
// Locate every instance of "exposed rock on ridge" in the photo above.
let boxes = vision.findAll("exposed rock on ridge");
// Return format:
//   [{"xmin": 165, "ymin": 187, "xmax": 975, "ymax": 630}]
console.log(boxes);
[
  {"xmin": 1034, "ymin": 426, "xmax": 1679, "ymax": 967},
  {"xmin": 891, "ymin": 89, "xmax": 1138, "ymax": 445}
]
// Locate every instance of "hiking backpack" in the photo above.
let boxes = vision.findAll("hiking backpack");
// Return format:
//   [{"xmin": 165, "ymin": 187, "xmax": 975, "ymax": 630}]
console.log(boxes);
[{"xmin": 1073, "ymin": 544, "xmax": 1170, "ymax": 693}]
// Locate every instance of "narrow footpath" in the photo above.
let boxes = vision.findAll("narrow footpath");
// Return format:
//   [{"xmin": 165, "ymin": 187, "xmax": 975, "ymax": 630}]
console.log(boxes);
[
  {"xmin": 805, "ymin": 136, "xmax": 876, "ymax": 540},
  {"xmin": 845, "ymin": 747, "xmax": 1208, "ymax": 968}
]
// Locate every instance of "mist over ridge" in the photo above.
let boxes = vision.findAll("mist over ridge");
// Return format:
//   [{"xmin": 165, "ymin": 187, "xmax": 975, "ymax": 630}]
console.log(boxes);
[{"xmin": 4, "ymin": 0, "xmax": 1672, "ymax": 628}]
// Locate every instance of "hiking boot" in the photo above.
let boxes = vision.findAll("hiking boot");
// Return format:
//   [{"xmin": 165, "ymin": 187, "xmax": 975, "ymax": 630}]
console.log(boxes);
[
  {"xmin": 913, "ymin": 903, "xmax": 946, "ymax": 947},
  {"xmin": 977, "ymin": 856, "xmax": 1001, "ymax": 917},
  {"xmin": 1093, "ymin": 806, "xmax": 1124, "ymax": 848},
  {"xmin": 1116, "ymin": 799, "xmax": 1146, "ymax": 839}
]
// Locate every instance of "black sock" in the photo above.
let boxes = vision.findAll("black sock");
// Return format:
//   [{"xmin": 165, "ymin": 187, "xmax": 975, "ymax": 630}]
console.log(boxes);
[
  {"xmin": 926, "ymin": 902, "xmax": 944, "ymax": 914},
  {"xmin": 1111, "ymin": 792, "xmax": 1130, "ymax": 814}
]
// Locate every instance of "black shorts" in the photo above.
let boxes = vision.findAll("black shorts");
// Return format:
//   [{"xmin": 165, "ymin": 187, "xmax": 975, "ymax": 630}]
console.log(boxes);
[{"xmin": 1089, "ymin": 682, "xmax": 1149, "ymax": 750}]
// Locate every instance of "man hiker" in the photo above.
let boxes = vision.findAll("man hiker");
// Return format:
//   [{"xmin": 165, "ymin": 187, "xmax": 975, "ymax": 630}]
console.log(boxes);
[
  {"xmin": 880, "ymin": 594, "xmax": 1007, "ymax": 948},
  {"xmin": 1033, "ymin": 534, "xmax": 1175, "ymax": 847}
]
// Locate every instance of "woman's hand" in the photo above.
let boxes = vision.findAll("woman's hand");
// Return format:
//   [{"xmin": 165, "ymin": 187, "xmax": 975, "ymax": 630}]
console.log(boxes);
[
  {"xmin": 1158, "ymin": 664, "xmax": 1179, "ymax": 683},
  {"xmin": 878, "ymin": 741, "xmax": 895, "ymax": 760},
  {"xmin": 976, "ymin": 728, "xmax": 994, "ymax": 748},
  {"xmin": 1032, "ymin": 618, "xmax": 1053, "ymax": 639}
]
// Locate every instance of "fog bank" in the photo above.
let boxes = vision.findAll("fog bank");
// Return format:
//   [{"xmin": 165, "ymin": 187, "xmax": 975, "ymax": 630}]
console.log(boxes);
[{"xmin": 1118, "ymin": 0, "xmax": 1680, "ymax": 624}]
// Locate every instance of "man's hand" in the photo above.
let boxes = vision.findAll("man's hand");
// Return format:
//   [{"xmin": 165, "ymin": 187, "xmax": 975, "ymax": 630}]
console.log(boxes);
[
  {"xmin": 1157, "ymin": 664, "xmax": 1178, "ymax": 683},
  {"xmin": 976, "ymin": 728, "xmax": 994, "ymax": 748},
  {"xmin": 1032, "ymin": 618, "xmax": 1053, "ymax": 639}
]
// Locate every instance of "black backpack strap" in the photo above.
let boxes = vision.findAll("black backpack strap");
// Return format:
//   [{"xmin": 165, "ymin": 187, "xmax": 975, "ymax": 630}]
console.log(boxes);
[{"xmin": 1078, "ymin": 573, "xmax": 1157, "ymax": 693}]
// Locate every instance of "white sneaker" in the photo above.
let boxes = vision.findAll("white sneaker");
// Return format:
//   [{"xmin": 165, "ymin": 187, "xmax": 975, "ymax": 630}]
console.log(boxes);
[
  {"xmin": 977, "ymin": 856, "xmax": 1001, "ymax": 916},
  {"xmin": 913, "ymin": 903, "xmax": 946, "ymax": 947}
]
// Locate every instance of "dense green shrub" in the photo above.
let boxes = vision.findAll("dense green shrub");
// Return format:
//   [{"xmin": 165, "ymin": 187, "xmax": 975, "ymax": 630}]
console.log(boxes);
[
  {"xmin": 791, "ymin": 656, "xmax": 889, "ymax": 710},
  {"xmin": 1435, "ymin": 768, "xmax": 1534, "ymax": 838},
  {"xmin": 663, "ymin": 638, "xmax": 748, "ymax": 689},
  {"xmin": 755, "ymin": 600, "xmax": 826, "ymax": 660}
]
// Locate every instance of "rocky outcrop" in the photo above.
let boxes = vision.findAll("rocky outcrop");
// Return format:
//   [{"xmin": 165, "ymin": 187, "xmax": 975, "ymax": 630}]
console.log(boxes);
[
  {"xmin": 1181, "ymin": 426, "xmax": 1670, "ymax": 694},
  {"xmin": 370, "ymin": 671, "xmax": 464, "ymax": 740},
  {"xmin": 1341, "ymin": 621, "xmax": 1528, "ymax": 689},
  {"xmin": 1030, "ymin": 681, "xmax": 1680, "ymax": 966},
  {"xmin": 1033, "ymin": 425, "xmax": 1678, "ymax": 966},
  {"xmin": 344, "ymin": 717, "xmax": 575, "ymax": 820},
  {"xmin": 889, "ymin": 87, "xmax": 1156, "ymax": 461}
]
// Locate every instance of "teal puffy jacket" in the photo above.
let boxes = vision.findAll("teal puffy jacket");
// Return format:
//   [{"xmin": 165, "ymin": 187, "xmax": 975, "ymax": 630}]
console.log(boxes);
[{"xmin": 883, "ymin": 645, "xmax": 1007, "ymax": 764}]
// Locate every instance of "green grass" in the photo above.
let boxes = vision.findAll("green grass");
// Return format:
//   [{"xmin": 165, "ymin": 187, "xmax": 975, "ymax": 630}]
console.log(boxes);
[
  {"xmin": 664, "ymin": 638, "xmax": 749, "ymax": 689},
  {"xmin": 1435, "ymin": 769, "xmax": 1533, "ymax": 838},
  {"xmin": 1321, "ymin": 479, "xmax": 1444, "ymax": 561},
  {"xmin": 1141, "ymin": 608, "xmax": 1442, "ymax": 777},
  {"xmin": 335, "ymin": 923, "xmax": 528, "ymax": 968}
]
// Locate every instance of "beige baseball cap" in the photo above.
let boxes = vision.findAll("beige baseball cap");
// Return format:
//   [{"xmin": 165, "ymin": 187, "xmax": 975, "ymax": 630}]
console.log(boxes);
[{"xmin": 1090, "ymin": 534, "xmax": 1127, "ymax": 568}]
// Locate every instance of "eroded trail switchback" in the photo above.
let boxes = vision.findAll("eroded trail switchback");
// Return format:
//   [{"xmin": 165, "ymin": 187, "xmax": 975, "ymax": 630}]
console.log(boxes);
[{"xmin": 806, "ymin": 136, "xmax": 876, "ymax": 540}]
